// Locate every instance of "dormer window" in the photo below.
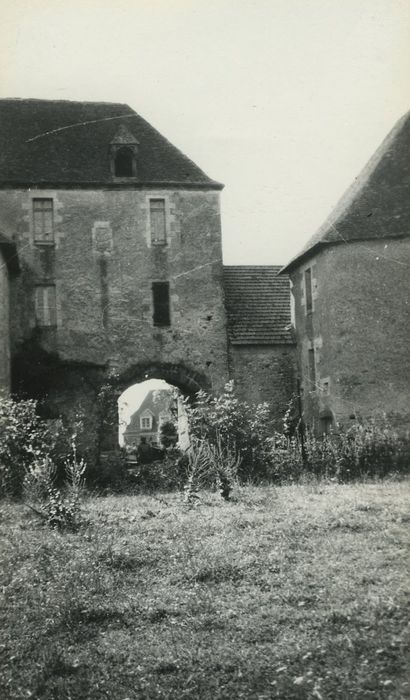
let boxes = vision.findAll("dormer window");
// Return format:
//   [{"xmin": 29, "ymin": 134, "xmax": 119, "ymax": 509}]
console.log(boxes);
[
  {"xmin": 114, "ymin": 147, "xmax": 134, "ymax": 177},
  {"xmin": 110, "ymin": 125, "xmax": 139, "ymax": 179}
]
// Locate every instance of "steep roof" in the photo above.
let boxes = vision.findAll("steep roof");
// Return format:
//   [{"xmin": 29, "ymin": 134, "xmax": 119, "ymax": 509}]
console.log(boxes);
[
  {"xmin": 223, "ymin": 266, "xmax": 294, "ymax": 345},
  {"xmin": 282, "ymin": 111, "xmax": 410, "ymax": 273},
  {"xmin": 0, "ymin": 99, "xmax": 222, "ymax": 189}
]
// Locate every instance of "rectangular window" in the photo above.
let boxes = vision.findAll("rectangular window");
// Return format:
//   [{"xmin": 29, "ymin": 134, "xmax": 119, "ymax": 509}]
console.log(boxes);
[
  {"xmin": 150, "ymin": 199, "xmax": 166, "ymax": 244},
  {"xmin": 35, "ymin": 285, "xmax": 57, "ymax": 327},
  {"xmin": 33, "ymin": 199, "xmax": 54, "ymax": 244},
  {"xmin": 140, "ymin": 416, "xmax": 152, "ymax": 429},
  {"xmin": 152, "ymin": 281, "xmax": 170, "ymax": 326},
  {"xmin": 308, "ymin": 347, "xmax": 316, "ymax": 389},
  {"xmin": 304, "ymin": 267, "xmax": 313, "ymax": 312}
]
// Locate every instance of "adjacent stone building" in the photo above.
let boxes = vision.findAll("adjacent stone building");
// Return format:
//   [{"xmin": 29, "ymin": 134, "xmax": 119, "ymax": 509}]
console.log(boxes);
[
  {"xmin": 123, "ymin": 389, "xmax": 173, "ymax": 447},
  {"xmin": 282, "ymin": 111, "xmax": 410, "ymax": 433},
  {"xmin": 0, "ymin": 98, "xmax": 295, "ymax": 458}
]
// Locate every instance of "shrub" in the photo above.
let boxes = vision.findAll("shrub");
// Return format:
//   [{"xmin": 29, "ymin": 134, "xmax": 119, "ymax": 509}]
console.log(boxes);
[
  {"xmin": 185, "ymin": 381, "xmax": 273, "ymax": 481},
  {"xmin": 263, "ymin": 418, "xmax": 410, "ymax": 483},
  {"xmin": 132, "ymin": 448, "xmax": 188, "ymax": 492},
  {"xmin": 87, "ymin": 449, "xmax": 133, "ymax": 492},
  {"xmin": 0, "ymin": 397, "xmax": 55, "ymax": 497}
]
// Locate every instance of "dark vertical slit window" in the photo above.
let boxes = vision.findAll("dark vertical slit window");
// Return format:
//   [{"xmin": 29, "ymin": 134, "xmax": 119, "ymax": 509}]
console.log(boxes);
[
  {"xmin": 152, "ymin": 281, "xmax": 170, "ymax": 326},
  {"xmin": 114, "ymin": 147, "xmax": 134, "ymax": 177},
  {"xmin": 304, "ymin": 267, "xmax": 313, "ymax": 312},
  {"xmin": 308, "ymin": 347, "xmax": 316, "ymax": 388},
  {"xmin": 150, "ymin": 199, "xmax": 166, "ymax": 244}
]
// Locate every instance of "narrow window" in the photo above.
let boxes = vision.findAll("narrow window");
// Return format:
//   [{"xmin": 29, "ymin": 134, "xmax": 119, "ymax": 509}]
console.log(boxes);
[
  {"xmin": 33, "ymin": 199, "xmax": 54, "ymax": 244},
  {"xmin": 150, "ymin": 199, "xmax": 166, "ymax": 245},
  {"xmin": 35, "ymin": 285, "xmax": 57, "ymax": 327},
  {"xmin": 152, "ymin": 281, "xmax": 170, "ymax": 326},
  {"xmin": 304, "ymin": 267, "xmax": 313, "ymax": 312},
  {"xmin": 308, "ymin": 347, "xmax": 316, "ymax": 388},
  {"xmin": 140, "ymin": 415, "xmax": 152, "ymax": 429},
  {"xmin": 114, "ymin": 147, "xmax": 134, "ymax": 177}
]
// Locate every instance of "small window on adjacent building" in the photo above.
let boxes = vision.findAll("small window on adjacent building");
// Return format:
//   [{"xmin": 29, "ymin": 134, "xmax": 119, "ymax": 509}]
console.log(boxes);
[
  {"xmin": 114, "ymin": 147, "xmax": 134, "ymax": 177},
  {"xmin": 140, "ymin": 414, "xmax": 152, "ymax": 430},
  {"xmin": 33, "ymin": 198, "xmax": 54, "ymax": 244},
  {"xmin": 304, "ymin": 267, "xmax": 313, "ymax": 312},
  {"xmin": 150, "ymin": 199, "xmax": 166, "ymax": 245},
  {"xmin": 35, "ymin": 285, "xmax": 57, "ymax": 327},
  {"xmin": 152, "ymin": 281, "xmax": 170, "ymax": 326},
  {"xmin": 308, "ymin": 347, "xmax": 316, "ymax": 388}
]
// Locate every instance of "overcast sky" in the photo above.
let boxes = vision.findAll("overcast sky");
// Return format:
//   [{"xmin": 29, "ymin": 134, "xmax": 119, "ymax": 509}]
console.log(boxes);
[{"xmin": 1, "ymin": 0, "xmax": 409, "ymax": 265}]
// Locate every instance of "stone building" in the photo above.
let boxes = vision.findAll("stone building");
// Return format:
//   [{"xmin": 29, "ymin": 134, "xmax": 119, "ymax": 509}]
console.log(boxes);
[
  {"xmin": 0, "ymin": 98, "xmax": 295, "ymax": 459},
  {"xmin": 282, "ymin": 111, "xmax": 410, "ymax": 433},
  {"xmin": 123, "ymin": 389, "xmax": 173, "ymax": 447}
]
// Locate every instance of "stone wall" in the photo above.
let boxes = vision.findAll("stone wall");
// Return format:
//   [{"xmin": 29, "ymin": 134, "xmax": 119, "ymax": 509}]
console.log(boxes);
[
  {"xmin": 229, "ymin": 345, "xmax": 296, "ymax": 427},
  {"xmin": 0, "ymin": 187, "xmax": 229, "ymax": 396},
  {"xmin": 0, "ymin": 249, "xmax": 10, "ymax": 394},
  {"xmin": 290, "ymin": 238, "xmax": 410, "ymax": 432}
]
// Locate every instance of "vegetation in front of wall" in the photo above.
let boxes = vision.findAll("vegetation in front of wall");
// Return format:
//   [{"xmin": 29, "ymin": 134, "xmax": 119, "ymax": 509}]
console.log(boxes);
[
  {"xmin": 184, "ymin": 380, "xmax": 273, "ymax": 482},
  {"xmin": 266, "ymin": 419, "xmax": 410, "ymax": 483},
  {"xmin": 184, "ymin": 383, "xmax": 409, "ymax": 485},
  {"xmin": 0, "ymin": 397, "xmax": 59, "ymax": 498},
  {"xmin": 23, "ymin": 439, "xmax": 86, "ymax": 530}
]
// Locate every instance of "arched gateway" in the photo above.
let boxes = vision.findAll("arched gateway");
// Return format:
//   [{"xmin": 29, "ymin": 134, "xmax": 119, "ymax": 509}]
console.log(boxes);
[{"xmin": 100, "ymin": 362, "xmax": 210, "ymax": 453}]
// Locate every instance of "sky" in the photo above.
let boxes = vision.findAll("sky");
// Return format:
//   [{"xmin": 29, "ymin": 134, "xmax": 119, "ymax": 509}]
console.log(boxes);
[{"xmin": 1, "ymin": 0, "xmax": 409, "ymax": 267}]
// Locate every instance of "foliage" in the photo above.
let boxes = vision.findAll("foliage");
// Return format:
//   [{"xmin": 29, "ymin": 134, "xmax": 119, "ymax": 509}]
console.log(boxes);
[
  {"xmin": 132, "ymin": 449, "xmax": 188, "ymax": 492},
  {"xmin": 0, "ymin": 397, "xmax": 56, "ymax": 497},
  {"xmin": 185, "ymin": 381, "xmax": 273, "ymax": 481},
  {"xmin": 23, "ymin": 437, "xmax": 86, "ymax": 530},
  {"xmin": 265, "ymin": 418, "xmax": 410, "ymax": 483},
  {"xmin": 183, "ymin": 434, "xmax": 240, "ymax": 504},
  {"xmin": 159, "ymin": 420, "xmax": 178, "ymax": 448},
  {"xmin": 87, "ymin": 448, "xmax": 133, "ymax": 492}
]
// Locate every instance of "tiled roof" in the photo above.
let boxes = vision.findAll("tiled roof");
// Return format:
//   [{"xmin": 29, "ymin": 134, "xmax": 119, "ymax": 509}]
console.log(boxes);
[
  {"xmin": 0, "ymin": 99, "xmax": 222, "ymax": 189},
  {"xmin": 223, "ymin": 266, "xmax": 294, "ymax": 345},
  {"xmin": 282, "ymin": 111, "xmax": 410, "ymax": 272}
]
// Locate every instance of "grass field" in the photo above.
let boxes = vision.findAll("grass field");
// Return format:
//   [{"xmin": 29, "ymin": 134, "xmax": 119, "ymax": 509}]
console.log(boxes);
[{"xmin": 0, "ymin": 481, "xmax": 409, "ymax": 699}]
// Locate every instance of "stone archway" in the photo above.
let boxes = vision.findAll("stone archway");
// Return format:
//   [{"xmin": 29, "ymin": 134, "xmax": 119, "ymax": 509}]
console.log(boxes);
[{"xmin": 100, "ymin": 362, "xmax": 210, "ymax": 453}]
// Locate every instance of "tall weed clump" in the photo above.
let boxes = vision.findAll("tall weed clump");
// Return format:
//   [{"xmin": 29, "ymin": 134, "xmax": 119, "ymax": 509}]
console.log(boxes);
[{"xmin": 23, "ymin": 437, "xmax": 86, "ymax": 529}]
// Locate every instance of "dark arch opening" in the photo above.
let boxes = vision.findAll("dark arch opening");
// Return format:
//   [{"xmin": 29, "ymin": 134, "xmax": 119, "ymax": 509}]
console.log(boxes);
[{"xmin": 114, "ymin": 147, "xmax": 134, "ymax": 177}]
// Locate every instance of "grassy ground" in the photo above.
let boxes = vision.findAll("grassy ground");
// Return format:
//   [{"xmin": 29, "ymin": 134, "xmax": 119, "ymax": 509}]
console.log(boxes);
[{"xmin": 0, "ymin": 481, "xmax": 409, "ymax": 699}]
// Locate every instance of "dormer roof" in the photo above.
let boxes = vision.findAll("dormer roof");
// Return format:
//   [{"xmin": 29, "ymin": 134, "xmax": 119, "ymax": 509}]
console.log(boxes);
[{"xmin": 0, "ymin": 98, "xmax": 222, "ymax": 189}]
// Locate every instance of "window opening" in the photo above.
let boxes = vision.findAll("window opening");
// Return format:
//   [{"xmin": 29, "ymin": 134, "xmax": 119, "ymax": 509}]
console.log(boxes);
[
  {"xmin": 33, "ymin": 199, "xmax": 54, "ymax": 244},
  {"xmin": 140, "ymin": 415, "xmax": 152, "ymax": 430},
  {"xmin": 308, "ymin": 347, "xmax": 316, "ymax": 388},
  {"xmin": 305, "ymin": 267, "xmax": 313, "ymax": 312},
  {"xmin": 150, "ymin": 199, "xmax": 166, "ymax": 244},
  {"xmin": 35, "ymin": 285, "xmax": 57, "ymax": 327},
  {"xmin": 114, "ymin": 147, "xmax": 134, "ymax": 177},
  {"xmin": 152, "ymin": 281, "xmax": 170, "ymax": 326}
]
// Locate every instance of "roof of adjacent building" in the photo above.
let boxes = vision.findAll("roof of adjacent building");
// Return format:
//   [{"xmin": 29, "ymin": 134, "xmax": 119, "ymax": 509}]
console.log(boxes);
[
  {"xmin": 282, "ymin": 111, "xmax": 410, "ymax": 273},
  {"xmin": 0, "ymin": 98, "xmax": 222, "ymax": 189},
  {"xmin": 223, "ymin": 265, "xmax": 294, "ymax": 345}
]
